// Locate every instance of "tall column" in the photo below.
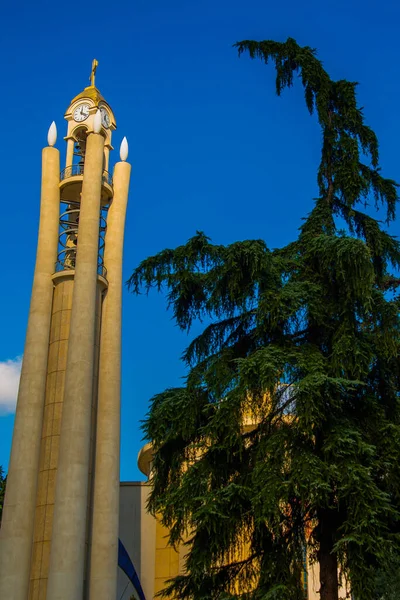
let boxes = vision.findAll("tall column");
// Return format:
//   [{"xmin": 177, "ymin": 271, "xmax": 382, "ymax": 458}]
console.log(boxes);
[
  {"xmin": 65, "ymin": 138, "xmax": 74, "ymax": 169},
  {"xmin": 46, "ymin": 131, "xmax": 105, "ymax": 600},
  {"xmin": 0, "ymin": 146, "xmax": 60, "ymax": 600},
  {"xmin": 89, "ymin": 160, "xmax": 131, "ymax": 600}
]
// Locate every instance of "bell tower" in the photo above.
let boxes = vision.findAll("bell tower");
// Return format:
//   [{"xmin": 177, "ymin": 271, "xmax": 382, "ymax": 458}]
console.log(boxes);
[{"xmin": 0, "ymin": 62, "xmax": 131, "ymax": 600}]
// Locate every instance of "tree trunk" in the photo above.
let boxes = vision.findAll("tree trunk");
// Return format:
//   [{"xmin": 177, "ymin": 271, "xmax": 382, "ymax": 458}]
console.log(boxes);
[{"xmin": 317, "ymin": 509, "xmax": 339, "ymax": 600}]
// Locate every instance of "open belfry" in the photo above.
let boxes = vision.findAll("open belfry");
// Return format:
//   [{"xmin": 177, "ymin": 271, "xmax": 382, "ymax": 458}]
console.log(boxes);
[{"xmin": 0, "ymin": 61, "xmax": 131, "ymax": 600}]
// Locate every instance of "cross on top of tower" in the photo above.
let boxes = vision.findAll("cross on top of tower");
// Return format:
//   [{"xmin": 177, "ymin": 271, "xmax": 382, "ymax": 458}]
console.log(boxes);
[{"xmin": 90, "ymin": 59, "xmax": 99, "ymax": 87}]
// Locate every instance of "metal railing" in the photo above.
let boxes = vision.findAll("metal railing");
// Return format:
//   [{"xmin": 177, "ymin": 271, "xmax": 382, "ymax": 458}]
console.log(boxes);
[
  {"xmin": 60, "ymin": 165, "xmax": 113, "ymax": 187},
  {"xmin": 55, "ymin": 199, "xmax": 108, "ymax": 278},
  {"xmin": 102, "ymin": 170, "xmax": 113, "ymax": 187},
  {"xmin": 60, "ymin": 164, "xmax": 84, "ymax": 180}
]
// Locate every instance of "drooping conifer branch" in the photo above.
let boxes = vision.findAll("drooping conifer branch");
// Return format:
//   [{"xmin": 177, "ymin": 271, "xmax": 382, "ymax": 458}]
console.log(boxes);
[{"xmin": 235, "ymin": 38, "xmax": 398, "ymax": 225}]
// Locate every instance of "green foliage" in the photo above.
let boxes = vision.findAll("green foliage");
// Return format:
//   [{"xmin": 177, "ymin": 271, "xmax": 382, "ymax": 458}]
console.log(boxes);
[
  {"xmin": 129, "ymin": 38, "xmax": 400, "ymax": 600},
  {"xmin": 0, "ymin": 466, "xmax": 6, "ymax": 527},
  {"xmin": 372, "ymin": 551, "xmax": 400, "ymax": 600}
]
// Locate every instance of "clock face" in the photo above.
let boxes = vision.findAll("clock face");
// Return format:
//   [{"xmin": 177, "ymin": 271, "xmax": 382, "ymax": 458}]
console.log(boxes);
[
  {"xmin": 100, "ymin": 107, "xmax": 110, "ymax": 128},
  {"xmin": 73, "ymin": 103, "xmax": 90, "ymax": 122}
]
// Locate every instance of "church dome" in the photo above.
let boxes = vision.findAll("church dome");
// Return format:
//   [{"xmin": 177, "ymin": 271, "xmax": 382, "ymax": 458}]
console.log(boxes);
[{"xmin": 70, "ymin": 85, "xmax": 106, "ymax": 106}]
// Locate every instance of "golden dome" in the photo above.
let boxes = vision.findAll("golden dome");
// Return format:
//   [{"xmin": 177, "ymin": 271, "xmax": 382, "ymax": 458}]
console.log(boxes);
[{"xmin": 70, "ymin": 85, "xmax": 105, "ymax": 106}]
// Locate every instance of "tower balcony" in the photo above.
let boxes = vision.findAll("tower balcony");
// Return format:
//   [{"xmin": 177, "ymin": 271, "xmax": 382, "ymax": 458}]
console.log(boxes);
[{"xmin": 59, "ymin": 165, "xmax": 113, "ymax": 204}]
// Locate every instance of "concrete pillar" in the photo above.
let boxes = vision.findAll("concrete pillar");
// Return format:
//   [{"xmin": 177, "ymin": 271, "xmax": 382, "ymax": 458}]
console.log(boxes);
[
  {"xmin": 104, "ymin": 146, "xmax": 110, "ymax": 172},
  {"xmin": 28, "ymin": 272, "xmax": 74, "ymax": 599},
  {"xmin": 65, "ymin": 138, "xmax": 74, "ymax": 169},
  {"xmin": 46, "ymin": 132, "xmax": 104, "ymax": 600},
  {"xmin": 0, "ymin": 147, "xmax": 60, "ymax": 600},
  {"xmin": 89, "ymin": 160, "xmax": 131, "ymax": 600}
]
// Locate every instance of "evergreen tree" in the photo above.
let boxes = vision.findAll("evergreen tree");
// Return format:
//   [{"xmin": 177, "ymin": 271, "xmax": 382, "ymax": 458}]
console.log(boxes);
[{"xmin": 129, "ymin": 38, "xmax": 400, "ymax": 600}]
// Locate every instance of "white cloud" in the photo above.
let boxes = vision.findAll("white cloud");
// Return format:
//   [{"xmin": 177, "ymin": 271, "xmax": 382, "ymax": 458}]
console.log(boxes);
[{"xmin": 0, "ymin": 356, "xmax": 22, "ymax": 415}]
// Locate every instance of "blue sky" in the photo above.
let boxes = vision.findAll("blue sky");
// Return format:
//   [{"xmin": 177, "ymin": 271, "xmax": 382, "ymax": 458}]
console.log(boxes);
[{"xmin": 1, "ymin": 0, "xmax": 399, "ymax": 480}]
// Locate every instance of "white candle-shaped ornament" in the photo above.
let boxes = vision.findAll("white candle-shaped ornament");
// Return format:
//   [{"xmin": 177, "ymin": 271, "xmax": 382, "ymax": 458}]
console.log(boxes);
[
  {"xmin": 47, "ymin": 121, "xmax": 57, "ymax": 147},
  {"xmin": 120, "ymin": 137, "xmax": 128, "ymax": 161},
  {"xmin": 93, "ymin": 109, "xmax": 102, "ymax": 134}
]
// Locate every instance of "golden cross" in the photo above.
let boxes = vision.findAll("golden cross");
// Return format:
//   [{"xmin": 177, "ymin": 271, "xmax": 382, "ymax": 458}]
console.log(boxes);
[{"xmin": 90, "ymin": 59, "xmax": 99, "ymax": 87}]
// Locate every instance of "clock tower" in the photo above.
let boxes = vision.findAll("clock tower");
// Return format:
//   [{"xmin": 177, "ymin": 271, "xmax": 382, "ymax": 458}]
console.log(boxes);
[{"xmin": 0, "ymin": 62, "xmax": 131, "ymax": 600}]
